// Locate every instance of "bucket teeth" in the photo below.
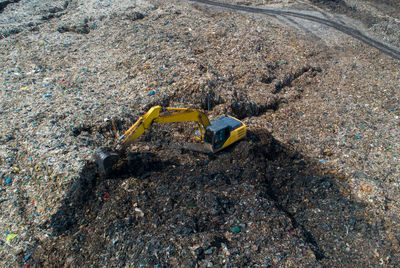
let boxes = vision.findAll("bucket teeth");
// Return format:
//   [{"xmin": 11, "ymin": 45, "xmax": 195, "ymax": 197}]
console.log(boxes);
[{"xmin": 95, "ymin": 149, "xmax": 119, "ymax": 176}]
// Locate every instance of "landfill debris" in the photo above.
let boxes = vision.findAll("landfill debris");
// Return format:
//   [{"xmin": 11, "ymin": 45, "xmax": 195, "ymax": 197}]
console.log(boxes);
[
  {"xmin": 0, "ymin": 0, "xmax": 399, "ymax": 267},
  {"xmin": 232, "ymin": 226, "xmax": 241, "ymax": 233},
  {"xmin": 24, "ymin": 253, "xmax": 32, "ymax": 262},
  {"xmin": 6, "ymin": 234, "xmax": 18, "ymax": 242},
  {"xmin": 134, "ymin": 207, "xmax": 144, "ymax": 217}
]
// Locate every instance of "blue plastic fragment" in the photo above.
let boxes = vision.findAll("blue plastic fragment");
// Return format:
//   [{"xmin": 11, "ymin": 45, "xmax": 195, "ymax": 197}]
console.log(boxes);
[
  {"xmin": 6, "ymin": 177, "xmax": 12, "ymax": 184},
  {"xmin": 319, "ymin": 159, "xmax": 328, "ymax": 163},
  {"xmin": 147, "ymin": 90, "xmax": 156, "ymax": 96},
  {"xmin": 44, "ymin": 94, "xmax": 52, "ymax": 98},
  {"xmin": 24, "ymin": 253, "xmax": 32, "ymax": 262}
]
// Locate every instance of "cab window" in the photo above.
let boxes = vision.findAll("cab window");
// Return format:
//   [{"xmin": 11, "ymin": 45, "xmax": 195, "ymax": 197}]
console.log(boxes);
[
  {"xmin": 204, "ymin": 129, "xmax": 214, "ymax": 144},
  {"xmin": 213, "ymin": 127, "xmax": 230, "ymax": 149}
]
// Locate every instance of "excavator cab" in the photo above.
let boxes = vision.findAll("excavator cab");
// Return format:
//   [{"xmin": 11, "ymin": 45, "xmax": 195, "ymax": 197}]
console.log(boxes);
[{"xmin": 204, "ymin": 115, "xmax": 246, "ymax": 152}]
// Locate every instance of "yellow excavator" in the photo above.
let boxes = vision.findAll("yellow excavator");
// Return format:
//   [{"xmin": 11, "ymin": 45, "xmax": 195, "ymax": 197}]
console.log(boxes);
[{"xmin": 95, "ymin": 105, "xmax": 247, "ymax": 175}]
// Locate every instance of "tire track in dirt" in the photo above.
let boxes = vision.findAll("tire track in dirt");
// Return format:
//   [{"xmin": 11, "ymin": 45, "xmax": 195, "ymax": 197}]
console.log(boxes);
[{"xmin": 188, "ymin": 0, "xmax": 400, "ymax": 61}]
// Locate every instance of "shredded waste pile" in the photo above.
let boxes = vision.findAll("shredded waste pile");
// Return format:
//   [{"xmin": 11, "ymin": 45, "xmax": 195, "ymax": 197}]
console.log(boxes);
[{"xmin": 0, "ymin": 0, "xmax": 399, "ymax": 266}]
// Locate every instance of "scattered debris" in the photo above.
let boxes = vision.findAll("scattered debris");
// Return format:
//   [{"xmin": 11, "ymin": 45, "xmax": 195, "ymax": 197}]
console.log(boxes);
[{"xmin": 0, "ymin": 0, "xmax": 399, "ymax": 267}]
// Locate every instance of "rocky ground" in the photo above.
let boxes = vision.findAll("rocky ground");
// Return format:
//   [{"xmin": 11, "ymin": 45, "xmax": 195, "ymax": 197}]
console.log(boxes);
[{"xmin": 0, "ymin": 0, "xmax": 399, "ymax": 266}]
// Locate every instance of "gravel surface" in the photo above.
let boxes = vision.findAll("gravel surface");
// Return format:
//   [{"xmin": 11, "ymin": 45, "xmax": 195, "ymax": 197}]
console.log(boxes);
[{"xmin": 0, "ymin": 0, "xmax": 399, "ymax": 266}]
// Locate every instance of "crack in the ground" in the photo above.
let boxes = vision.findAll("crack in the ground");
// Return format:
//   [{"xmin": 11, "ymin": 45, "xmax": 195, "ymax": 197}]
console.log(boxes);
[
  {"xmin": 230, "ymin": 65, "xmax": 322, "ymax": 119},
  {"xmin": 247, "ymin": 134, "xmax": 327, "ymax": 260},
  {"xmin": 0, "ymin": 27, "xmax": 21, "ymax": 39},
  {"xmin": 264, "ymin": 180, "xmax": 326, "ymax": 260},
  {"xmin": 41, "ymin": 0, "xmax": 69, "ymax": 21},
  {"xmin": 273, "ymin": 66, "xmax": 322, "ymax": 94},
  {"xmin": 0, "ymin": 0, "xmax": 71, "ymax": 40},
  {"xmin": 57, "ymin": 22, "xmax": 90, "ymax": 34}
]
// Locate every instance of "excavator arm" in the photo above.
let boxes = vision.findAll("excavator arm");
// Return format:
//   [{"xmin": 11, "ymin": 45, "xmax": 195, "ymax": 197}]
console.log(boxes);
[{"xmin": 118, "ymin": 106, "xmax": 211, "ymax": 148}]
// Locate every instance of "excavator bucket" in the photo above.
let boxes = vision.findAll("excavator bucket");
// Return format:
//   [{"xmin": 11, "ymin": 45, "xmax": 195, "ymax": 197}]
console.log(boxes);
[
  {"xmin": 95, "ymin": 149, "xmax": 119, "ymax": 176},
  {"xmin": 181, "ymin": 142, "xmax": 214, "ymax": 154}
]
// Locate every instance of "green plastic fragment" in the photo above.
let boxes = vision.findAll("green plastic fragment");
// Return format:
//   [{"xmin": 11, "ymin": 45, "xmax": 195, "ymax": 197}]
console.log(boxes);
[{"xmin": 232, "ymin": 226, "xmax": 241, "ymax": 233}]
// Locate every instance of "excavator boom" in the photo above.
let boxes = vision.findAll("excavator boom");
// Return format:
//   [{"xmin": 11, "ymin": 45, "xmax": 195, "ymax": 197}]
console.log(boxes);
[{"xmin": 119, "ymin": 106, "xmax": 211, "ymax": 147}]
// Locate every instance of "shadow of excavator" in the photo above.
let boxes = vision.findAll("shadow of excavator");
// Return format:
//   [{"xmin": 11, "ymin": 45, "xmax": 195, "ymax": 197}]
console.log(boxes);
[{"xmin": 29, "ymin": 129, "xmax": 374, "ymax": 267}]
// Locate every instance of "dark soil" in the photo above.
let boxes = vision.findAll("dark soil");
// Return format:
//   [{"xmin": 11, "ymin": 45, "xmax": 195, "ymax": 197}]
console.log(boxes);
[{"xmin": 32, "ymin": 129, "xmax": 372, "ymax": 266}]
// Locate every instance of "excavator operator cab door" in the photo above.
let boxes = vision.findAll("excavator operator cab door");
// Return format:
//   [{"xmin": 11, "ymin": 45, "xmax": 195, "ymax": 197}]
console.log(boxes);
[
  {"xmin": 206, "ymin": 127, "xmax": 230, "ymax": 150},
  {"xmin": 214, "ymin": 127, "xmax": 231, "ymax": 150}
]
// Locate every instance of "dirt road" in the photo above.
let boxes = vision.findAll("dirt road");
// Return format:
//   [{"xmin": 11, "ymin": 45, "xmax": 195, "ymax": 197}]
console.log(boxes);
[{"xmin": 190, "ymin": 0, "xmax": 400, "ymax": 60}]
